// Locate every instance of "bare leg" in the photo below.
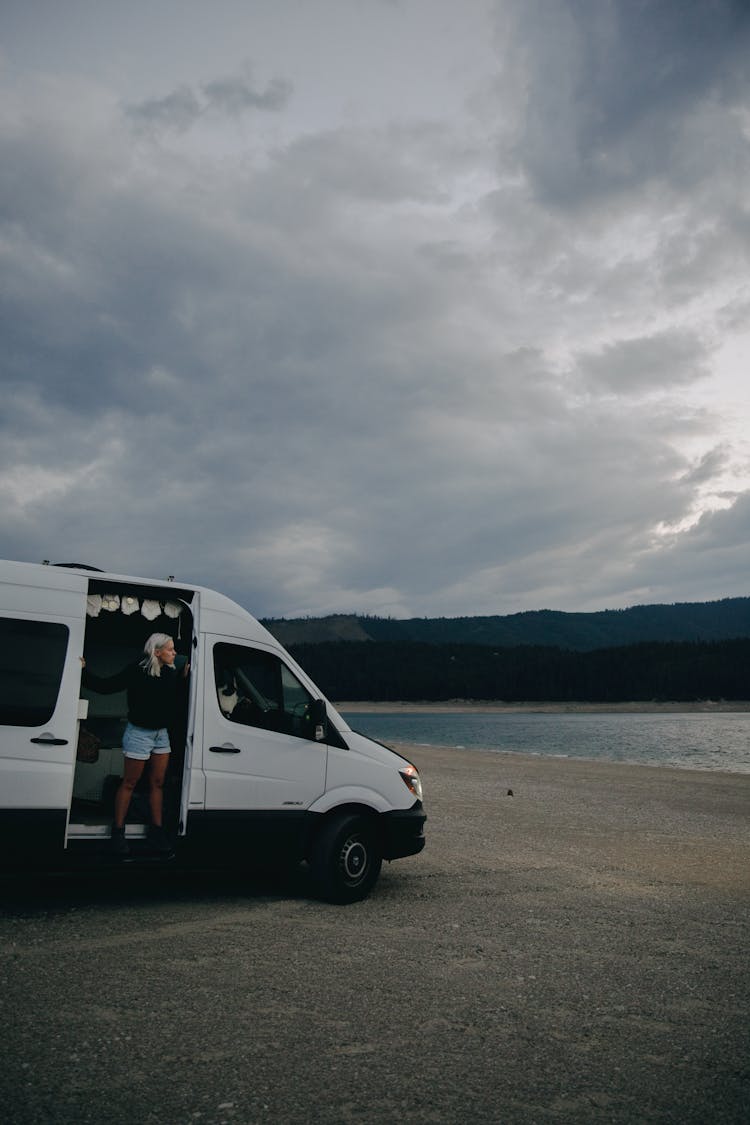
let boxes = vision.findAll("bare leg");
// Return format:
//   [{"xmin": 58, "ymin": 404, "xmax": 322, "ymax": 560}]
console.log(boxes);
[
  {"xmin": 147, "ymin": 752, "xmax": 170, "ymax": 828},
  {"xmin": 114, "ymin": 758, "xmax": 146, "ymax": 828}
]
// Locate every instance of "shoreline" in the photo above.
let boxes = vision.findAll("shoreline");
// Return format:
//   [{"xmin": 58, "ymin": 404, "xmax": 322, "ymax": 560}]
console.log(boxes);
[{"xmin": 335, "ymin": 699, "xmax": 750, "ymax": 713}]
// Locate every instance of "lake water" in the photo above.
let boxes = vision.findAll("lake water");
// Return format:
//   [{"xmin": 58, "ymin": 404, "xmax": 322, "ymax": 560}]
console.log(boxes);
[{"xmin": 340, "ymin": 711, "xmax": 750, "ymax": 774}]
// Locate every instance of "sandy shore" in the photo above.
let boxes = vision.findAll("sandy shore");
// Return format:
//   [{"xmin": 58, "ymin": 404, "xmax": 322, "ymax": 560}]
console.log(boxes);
[
  {"xmin": 336, "ymin": 699, "xmax": 750, "ymax": 713},
  {"xmin": 397, "ymin": 742, "xmax": 750, "ymax": 894},
  {"xmin": 2, "ymin": 747, "xmax": 749, "ymax": 1123}
]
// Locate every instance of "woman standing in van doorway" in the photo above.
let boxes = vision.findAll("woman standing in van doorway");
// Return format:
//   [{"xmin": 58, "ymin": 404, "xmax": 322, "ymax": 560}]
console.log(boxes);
[{"xmin": 81, "ymin": 633, "xmax": 190, "ymax": 857}]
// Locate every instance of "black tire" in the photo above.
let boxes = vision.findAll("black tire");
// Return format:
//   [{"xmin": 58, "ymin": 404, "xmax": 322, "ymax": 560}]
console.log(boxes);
[{"xmin": 310, "ymin": 812, "xmax": 382, "ymax": 904}]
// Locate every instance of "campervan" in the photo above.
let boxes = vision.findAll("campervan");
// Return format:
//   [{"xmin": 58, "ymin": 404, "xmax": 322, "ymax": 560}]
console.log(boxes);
[{"xmin": 0, "ymin": 560, "xmax": 425, "ymax": 902}]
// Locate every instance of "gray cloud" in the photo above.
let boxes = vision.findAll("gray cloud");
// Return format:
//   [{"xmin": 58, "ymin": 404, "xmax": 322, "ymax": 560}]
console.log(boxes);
[
  {"xmin": 203, "ymin": 74, "xmax": 292, "ymax": 114},
  {"xmin": 576, "ymin": 330, "xmax": 711, "ymax": 395},
  {"xmin": 679, "ymin": 446, "xmax": 731, "ymax": 488},
  {"xmin": 502, "ymin": 0, "xmax": 750, "ymax": 205},
  {"xmin": 126, "ymin": 67, "xmax": 292, "ymax": 133},
  {"xmin": 1, "ymin": 6, "xmax": 748, "ymax": 618},
  {"xmin": 125, "ymin": 86, "xmax": 202, "ymax": 133}
]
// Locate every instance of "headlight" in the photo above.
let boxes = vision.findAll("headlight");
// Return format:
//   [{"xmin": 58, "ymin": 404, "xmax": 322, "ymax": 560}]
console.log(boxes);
[{"xmin": 399, "ymin": 764, "xmax": 423, "ymax": 801}]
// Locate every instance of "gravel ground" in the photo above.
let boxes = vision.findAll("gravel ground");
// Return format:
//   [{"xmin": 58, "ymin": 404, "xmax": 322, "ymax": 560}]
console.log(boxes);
[{"xmin": 1, "ymin": 745, "xmax": 749, "ymax": 1124}]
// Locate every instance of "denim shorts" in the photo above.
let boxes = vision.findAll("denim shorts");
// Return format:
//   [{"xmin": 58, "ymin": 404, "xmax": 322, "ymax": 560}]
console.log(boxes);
[{"xmin": 122, "ymin": 722, "xmax": 171, "ymax": 760}]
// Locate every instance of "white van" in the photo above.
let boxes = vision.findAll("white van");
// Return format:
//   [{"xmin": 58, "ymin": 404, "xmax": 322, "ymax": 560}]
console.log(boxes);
[{"xmin": 0, "ymin": 559, "xmax": 425, "ymax": 902}]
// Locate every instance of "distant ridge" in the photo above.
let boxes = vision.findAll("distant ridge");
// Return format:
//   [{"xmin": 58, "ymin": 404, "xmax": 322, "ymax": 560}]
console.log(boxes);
[{"xmin": 263, "ymin": 597, "xmax": 750, "ymax": 652}]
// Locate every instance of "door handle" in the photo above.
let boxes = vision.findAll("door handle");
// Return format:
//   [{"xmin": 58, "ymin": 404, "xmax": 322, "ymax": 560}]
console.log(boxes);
[
  {"xmin": 209, "ymin": 744, "xmax": 241, "ymax": 754},
  {"xmin": 30, "ymin": 734, "xmax": 69, "ymax": 746}
]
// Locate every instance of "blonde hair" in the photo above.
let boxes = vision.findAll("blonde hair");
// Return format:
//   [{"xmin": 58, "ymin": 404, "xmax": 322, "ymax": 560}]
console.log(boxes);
[{"xmin": 140, "ymin": 632, "xmax": 173, "ymax": 678}]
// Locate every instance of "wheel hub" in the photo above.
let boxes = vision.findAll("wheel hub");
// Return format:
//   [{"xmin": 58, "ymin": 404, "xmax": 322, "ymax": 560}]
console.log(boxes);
[{"xmin": 340, "ymin": 837, "xmax": 368, "ymax": 883}]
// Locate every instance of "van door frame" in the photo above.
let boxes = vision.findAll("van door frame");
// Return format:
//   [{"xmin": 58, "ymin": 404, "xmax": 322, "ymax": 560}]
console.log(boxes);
[
  {"xmin": 68, "ymin": 578, "xmax": 198, "ymax": 845},
  {"xmin": 177, "ymin": 622, "xmax": 200, "ymax": 836}
]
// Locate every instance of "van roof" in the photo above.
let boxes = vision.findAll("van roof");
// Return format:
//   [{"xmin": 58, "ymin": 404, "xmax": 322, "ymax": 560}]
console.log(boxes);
[
  {"xmin": 0, "ymin": 558, "xmax": 277, "ymax": 646},
  {"xmin": 1, "ymin": 558, "xmax": 195, "ymax": 600}
]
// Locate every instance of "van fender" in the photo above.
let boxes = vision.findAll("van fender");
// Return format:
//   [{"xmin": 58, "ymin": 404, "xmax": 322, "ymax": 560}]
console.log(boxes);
[{"xmin": 308, "ymin": 785, "xmax": 391, "ymax": 817}]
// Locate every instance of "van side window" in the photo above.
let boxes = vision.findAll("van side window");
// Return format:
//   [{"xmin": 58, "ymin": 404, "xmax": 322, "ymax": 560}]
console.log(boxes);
[
  {"xmin": 213, "ymin": 644, "xmax": 318, "ymax": 742},
  {"xmin": 0, "ymin": 617, "xmax": 69, "ymax": 727}
]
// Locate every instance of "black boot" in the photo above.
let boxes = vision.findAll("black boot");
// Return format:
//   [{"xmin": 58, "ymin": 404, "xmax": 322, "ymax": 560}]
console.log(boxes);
[
  {"xmin": 111, "ymin": 824, "xmax": 130, "ymax": 857},
  {"xmin": 147, "ymin": 824, "xmax": 173, "ymax": 855}
]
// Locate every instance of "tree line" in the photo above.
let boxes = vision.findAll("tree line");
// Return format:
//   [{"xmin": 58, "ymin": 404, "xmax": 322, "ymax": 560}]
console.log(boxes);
[
  {"xmin": 265, "ymin": 596, "xmax": 750, "ymax": 651},
  {"xmin": 288, "ymin": 638, "xmax": 750, "ymax": 702}
]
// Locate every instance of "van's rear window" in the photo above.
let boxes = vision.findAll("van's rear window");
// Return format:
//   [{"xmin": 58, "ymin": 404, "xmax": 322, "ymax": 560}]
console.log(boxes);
[{"xmin": 0, "ymin": 618, "xmax": 69, "ymax": 727}]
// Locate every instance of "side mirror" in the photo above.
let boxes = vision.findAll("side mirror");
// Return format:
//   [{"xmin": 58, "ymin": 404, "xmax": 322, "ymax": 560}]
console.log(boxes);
[{"xmin": 309, "ymin": 698, "xmax": 328, "ymax": 742}]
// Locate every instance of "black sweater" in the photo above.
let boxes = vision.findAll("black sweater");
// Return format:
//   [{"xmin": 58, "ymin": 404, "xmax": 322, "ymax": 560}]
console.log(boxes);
[{"xmin": 83, "ymin": 658, "xmax": 187, "ymax": 730}]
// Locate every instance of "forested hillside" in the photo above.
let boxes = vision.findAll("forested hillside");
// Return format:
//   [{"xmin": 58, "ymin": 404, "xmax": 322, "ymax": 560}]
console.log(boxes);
[
  {"xmin": 263, "ymin": 597, "xmax": 750, "ymax": 651},
  {"xmin": 288, "ymin": 638, "xmax": 750, "ymax": 704}
]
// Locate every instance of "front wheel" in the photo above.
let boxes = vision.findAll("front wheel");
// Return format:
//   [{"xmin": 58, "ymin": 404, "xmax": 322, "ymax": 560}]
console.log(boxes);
[{"xmin": 310, "ymin": 812, "xmax": 382, "ymax": 904}]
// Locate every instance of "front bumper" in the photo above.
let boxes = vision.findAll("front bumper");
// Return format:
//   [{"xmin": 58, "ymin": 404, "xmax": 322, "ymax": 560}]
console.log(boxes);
[{"xmin": 380, "ymin": 802, "xmax": 426, "ymax": 860}]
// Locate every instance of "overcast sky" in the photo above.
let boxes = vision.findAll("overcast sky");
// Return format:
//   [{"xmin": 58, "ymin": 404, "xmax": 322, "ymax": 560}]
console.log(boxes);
[{"xmin": 2, "ymin": 0, "xmax": 749, "ymax": 619}]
